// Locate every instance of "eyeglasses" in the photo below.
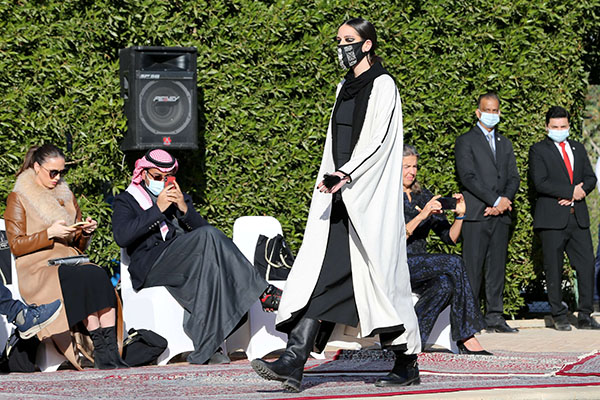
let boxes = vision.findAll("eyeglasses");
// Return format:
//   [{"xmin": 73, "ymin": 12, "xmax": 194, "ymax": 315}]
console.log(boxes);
[
  {"xmin": 40, "ymin": 165, "xmax": 68, "ymax": 179},
  {"xmin": 146, "ymin": 170, "xmax": 174, "ymax": 182}
]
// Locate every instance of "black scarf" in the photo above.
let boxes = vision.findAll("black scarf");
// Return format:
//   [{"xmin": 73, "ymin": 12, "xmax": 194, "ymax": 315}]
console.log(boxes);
[{"xmin": 331, "ymin": 62, "xmax": 391, "ymax": 170}]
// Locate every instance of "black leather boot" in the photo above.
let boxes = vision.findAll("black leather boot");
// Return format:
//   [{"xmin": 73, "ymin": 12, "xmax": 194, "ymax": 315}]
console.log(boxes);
[
  {"xmin": 101, "ymin": 326, "xmax": 130, "ymax": 369},
  {"xmin": 374, "ymin": 351, "xmax": 420, "ymax": 387},
  {"xmin": 89, "ymin": 328, "xmax": 116, "ymax": 369},
  {"xmin": 251, "ymin": 317, "xmax": 320, "ymax": 392}
]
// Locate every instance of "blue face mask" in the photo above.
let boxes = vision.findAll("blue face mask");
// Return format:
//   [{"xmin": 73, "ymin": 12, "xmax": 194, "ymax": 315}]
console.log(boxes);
[
  {"xmin": 479, "ymin": 111, "xmax": 500, "ymax": 128},
  {"xmin": 146, "ymin": 179, "xmax": 165, "ymax": 196},
  {"xmin": 548, "ymin": 128, "xmax": 570, "ymax": 143}
]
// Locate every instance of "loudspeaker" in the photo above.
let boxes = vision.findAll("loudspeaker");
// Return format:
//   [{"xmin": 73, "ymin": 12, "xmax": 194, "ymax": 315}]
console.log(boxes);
[{"xmin": 119, "ymin": 46, "xmax": 198, "ymax": 151}]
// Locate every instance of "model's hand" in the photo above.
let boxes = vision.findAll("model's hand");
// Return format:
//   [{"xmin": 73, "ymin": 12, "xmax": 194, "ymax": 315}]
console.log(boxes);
[
  {"xmin": 47, "ymin": 220, "xmax": 76, "ymax": 239},
  {"xmin": 317, "ymin": 171, "xmax": 349, "ymax": 194},
  {"xmin": 573, "ymin": 183, "xmax": 586, "ymax": 201},
  {"xmin": 81, "ymin": 216, "xmax": 97, "ymax": 235},
  {"xmin": 484, "ymin": 207, "xmax": 500, "ymax": 217},
  {"xmin": 166, "ymin": 181, "xmax": 188, "ymax": 214},
  {"xmin": 558, "ymin": 198, "xmax": 573, "ymax": 206},
  {"xmin": 496, "ymin": 197, "xmax": 512, "ymax": 213},
  {"xmin": 453, "ymin": 193, "xmax": 466, "ymax": 216}
]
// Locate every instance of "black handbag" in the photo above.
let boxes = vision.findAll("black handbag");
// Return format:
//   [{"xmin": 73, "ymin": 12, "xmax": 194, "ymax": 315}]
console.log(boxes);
[
  {"xmin": 0, "ymin": 330, "xmax": 40, "ymax": 373},
  {"xmin": 253, "ymin": 234, "xmax": 294, "ymax": 280},
  {"xmin": 122, "ymin": 328, "xmax": 168, "ymax": 366}
]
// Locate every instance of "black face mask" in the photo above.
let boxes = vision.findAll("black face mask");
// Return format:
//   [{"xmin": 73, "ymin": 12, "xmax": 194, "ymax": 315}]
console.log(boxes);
[{"xmin": 337, "ymin": 41, "xmax": 367, "ymax": 69}]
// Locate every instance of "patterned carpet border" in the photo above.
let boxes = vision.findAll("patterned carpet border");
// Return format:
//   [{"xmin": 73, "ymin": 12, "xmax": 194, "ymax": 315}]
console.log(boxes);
[
  {"xmin": 304, "ymin": 349, "xmax": 583, "ymax": 377},
  {"xmin": 557, "ymin": 351, "xmax": 600, "ymax": 377}
]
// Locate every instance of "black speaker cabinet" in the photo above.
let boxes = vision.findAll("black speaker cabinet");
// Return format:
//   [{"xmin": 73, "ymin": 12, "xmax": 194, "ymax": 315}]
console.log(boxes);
[{"xmin": 119, "ymin": 46, "xmax": 198, "ymax": 151}]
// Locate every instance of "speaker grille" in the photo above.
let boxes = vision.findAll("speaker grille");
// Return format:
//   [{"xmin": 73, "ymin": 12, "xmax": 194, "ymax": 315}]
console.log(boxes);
[{"xmin": 138, "ymin": 80, "xmax": 192, "ymax": 135}]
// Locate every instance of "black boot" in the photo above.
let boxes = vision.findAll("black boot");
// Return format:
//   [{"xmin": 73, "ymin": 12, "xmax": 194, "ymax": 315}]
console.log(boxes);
[
  {"xmin": 251, "ymin": 317, "xmax": 320, "ymax": 392},
  {"xmin": 89, "ymin": 328, "xmax": 116, "ymax": 369},
  {"xmin": 374, "ymin": 351, "xmax": 420, "ymax": 387},
  {"xmin": 101, "ymin": 326, "xmax": 130, "ymax": 369}
]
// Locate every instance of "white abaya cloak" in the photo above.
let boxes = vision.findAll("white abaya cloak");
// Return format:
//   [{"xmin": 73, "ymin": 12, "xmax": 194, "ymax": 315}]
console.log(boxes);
[{"xmin": 276, "ymin": 74, "xmax": 421, "ymax": 354}]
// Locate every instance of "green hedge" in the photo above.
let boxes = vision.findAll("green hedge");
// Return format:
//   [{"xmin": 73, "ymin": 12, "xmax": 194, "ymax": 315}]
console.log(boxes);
[{"xmin": 1, "ymin": 0, "xmax": 599, "ymax": 316}]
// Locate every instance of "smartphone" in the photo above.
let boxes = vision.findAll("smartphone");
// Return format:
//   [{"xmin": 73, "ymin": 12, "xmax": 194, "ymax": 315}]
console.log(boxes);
[
  {"xmin": 166, "ymin": 176, "xmax": 176, "ymax": 187},
  {"xmin": 69, "ymin": 221, "xmax": 87, "ymax": 229},
  {"xmin": 438, "ymin": 197, "xmax": 457, "ymax": 210}
]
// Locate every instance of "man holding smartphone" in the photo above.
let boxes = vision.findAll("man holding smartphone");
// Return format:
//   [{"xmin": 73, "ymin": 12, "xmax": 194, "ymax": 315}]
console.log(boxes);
[
  {"xmin": 112, "ymin": 149, "xmax": 281, "ymax": 365},
  {"xmin": 454, "ymin": 92, "xmax": 520, "ymax": 333}
]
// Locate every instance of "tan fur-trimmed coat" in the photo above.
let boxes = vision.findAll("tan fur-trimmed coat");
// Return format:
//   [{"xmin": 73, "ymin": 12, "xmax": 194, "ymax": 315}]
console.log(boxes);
[{"xmin": 4, "ymin": 168, "xmax": 121, "ymax": 370}]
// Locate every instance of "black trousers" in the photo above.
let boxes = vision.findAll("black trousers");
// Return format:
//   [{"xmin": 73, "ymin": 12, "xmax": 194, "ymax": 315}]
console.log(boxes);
[
  {"xmin": 538, "ymin": 213, "xmax": 595, "ymax": 317},
  {"xmin": 461, "ymin": 217, "xmax": 509, "ymax": 324}
]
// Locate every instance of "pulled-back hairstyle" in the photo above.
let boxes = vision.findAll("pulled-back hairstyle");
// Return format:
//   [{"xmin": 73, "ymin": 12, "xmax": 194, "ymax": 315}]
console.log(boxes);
[
  {"xmin": 16, "ymin": 144, "xmax": 65, "ymax": 177},
  {"xmin": 340, "ymin": 17, "xmax": 383, "ymax": 65},
  {"xmin": 403, "ymin": 144, "xmax": 422, "ymax": 194}
]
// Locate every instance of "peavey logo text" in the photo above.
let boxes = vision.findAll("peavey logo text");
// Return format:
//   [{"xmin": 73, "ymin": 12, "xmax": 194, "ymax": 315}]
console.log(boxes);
[
  {"xmin": 153, "ymin": 96, "xmax": 180, "ymax": 103},
  {"xmin": 139, "ymin": 73, "xmax": 160, "ymax": 79}
]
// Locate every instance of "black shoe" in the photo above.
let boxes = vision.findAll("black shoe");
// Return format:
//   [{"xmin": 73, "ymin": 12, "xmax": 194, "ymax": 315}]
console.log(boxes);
[
  {"xmin": 100, "ymin": 326, "xmax": 130, "ymax": 369},
  {"xmin": 260, "ymin": 285, "xmax": 282, "ymax": 312},
  {"xmin": 553, "ymin": 317, "xmax": 572, "ymax": 331},
  {"xmin": 456, "ymin": 341, "xmax": 493, "ymax": 356},
  {"xmin": 486, "ymin": 320, "xmax": 519, "ymax": 333},
  {"xmin": 374, "ymin": 353, "xmax": 420, "ymax": 387},
  {"xmin": 577, "ymin": 314, "xmax": 600, "ymax": 330},
  {"xmin": 251, "ymin": 317, "xmax": 320, "ymax": 392}
]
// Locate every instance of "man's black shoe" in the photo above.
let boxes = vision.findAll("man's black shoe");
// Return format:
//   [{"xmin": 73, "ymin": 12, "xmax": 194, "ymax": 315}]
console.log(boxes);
[
  {"xmin": 553, "ymin": 317, "xmax": 572, "ymax": 331},
  {"xmin": 577, "ymin": 314, "xmax": 600, "ymax": 330},
  {"xmin": 486, "ymin": 320, "xmax": 518, "ymax": 333}
]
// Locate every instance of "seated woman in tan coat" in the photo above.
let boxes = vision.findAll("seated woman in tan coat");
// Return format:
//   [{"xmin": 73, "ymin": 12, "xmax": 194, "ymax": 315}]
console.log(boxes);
[{"xmin": 4, "ymin": 144, "xmax": 128, "ymax": 370}]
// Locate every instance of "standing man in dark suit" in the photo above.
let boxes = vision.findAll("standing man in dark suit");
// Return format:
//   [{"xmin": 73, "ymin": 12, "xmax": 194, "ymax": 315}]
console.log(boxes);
[
  {"xmin": 455, "ymin": 92, "xmax": 520, "ymax": 333},
  {"xmin": 529, "ymin": 106, "xmax": 600, "ymax": 331}
]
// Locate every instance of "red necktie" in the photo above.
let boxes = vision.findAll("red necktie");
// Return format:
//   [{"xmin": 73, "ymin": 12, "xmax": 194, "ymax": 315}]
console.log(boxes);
[{"xmin": 559, "ymin": 142, "xmax": 573, "ymax": 184}]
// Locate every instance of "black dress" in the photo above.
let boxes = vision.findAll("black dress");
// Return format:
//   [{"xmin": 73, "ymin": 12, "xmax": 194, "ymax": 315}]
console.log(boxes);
[
  {"xmin": 404, "ymin": 188, "xmax": 486, "ymax": 344},
  {"xmin": 58, "ymin": 263, "xmax": 116, "ymax": 328},
  {"xmin": 304, "ymin": 97, "xmax": 359, "ymax": 327}
]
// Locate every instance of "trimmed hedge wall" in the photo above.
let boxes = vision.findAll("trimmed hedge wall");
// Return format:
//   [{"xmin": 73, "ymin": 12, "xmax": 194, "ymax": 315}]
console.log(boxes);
[{"xmin": 0, "ymin": 0, "xmax": 599, "ymax": 315}]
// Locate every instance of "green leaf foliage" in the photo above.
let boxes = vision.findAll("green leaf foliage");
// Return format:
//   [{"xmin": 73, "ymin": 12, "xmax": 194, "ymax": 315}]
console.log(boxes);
[{"xmin": 0, "ymin": 0, "xmax": 598, "ymax": 315}]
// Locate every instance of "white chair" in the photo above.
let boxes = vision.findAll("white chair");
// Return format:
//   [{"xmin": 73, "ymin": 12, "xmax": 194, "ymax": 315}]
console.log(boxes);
[
  {"xmin": 120, "ymin": 250, "xmax": 194, "ymax": 364},
  {"xmin": 229, "ymin": 216, "xmax": 288, "ymax": 360},
  {"xmin": 412, "ymin": 294, "xmax": 457, "ymax": 353}
]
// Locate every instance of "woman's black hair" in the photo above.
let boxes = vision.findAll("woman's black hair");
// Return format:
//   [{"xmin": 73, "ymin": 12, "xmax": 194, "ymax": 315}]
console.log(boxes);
[
  {"xmin": 16, "ymin": 143, "xmax": 65, "ymax": 177},
  {"xmin": 340, "ymin": 17, "xmax": 383, "ymax": 65}
]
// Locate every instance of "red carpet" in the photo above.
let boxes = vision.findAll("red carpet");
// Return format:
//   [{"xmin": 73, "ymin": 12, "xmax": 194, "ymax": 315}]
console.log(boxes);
[{"xmin": 0, "ymin": 351, "xmax": 598, "ymax": 399}]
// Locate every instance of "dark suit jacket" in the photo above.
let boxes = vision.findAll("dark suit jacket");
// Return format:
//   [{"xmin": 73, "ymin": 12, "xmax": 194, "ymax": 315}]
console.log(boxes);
[
  {"xmin": 112, "ymin": 190, "xmax": 209, "ymax": 290},
  {"xmin": 529, "ymin": 138, "xmax": 596, "ymax": 230},
  {"xmin": 455, "ymin": 125, "xmax": 520, "ymax": 222}
]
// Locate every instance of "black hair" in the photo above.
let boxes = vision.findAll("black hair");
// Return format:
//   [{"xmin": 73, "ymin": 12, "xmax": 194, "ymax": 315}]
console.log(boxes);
[
  {"xmin": 340, "ymin": 17, "xmax": 382, "ymax": 65},
  {"xmin": 16, "ymin": 144, "xmax": 65, "ymax": 177},
  {"xmin": 545, "ymin": 106, "xmax": 570, "ymax": 125},
  {"xmin": 477, "ymin": 92, "xmax": 500, "ymax": 108}
]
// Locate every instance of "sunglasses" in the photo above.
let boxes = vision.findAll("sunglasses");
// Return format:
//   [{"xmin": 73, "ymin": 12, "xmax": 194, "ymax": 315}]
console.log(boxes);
[
  {"xmin": 40, "ymin": 165, "xmax": 68, "ymax": 179},
  {"xmin": 146, "ymin": 170, "xmax": 175, "ymax": 182}
]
